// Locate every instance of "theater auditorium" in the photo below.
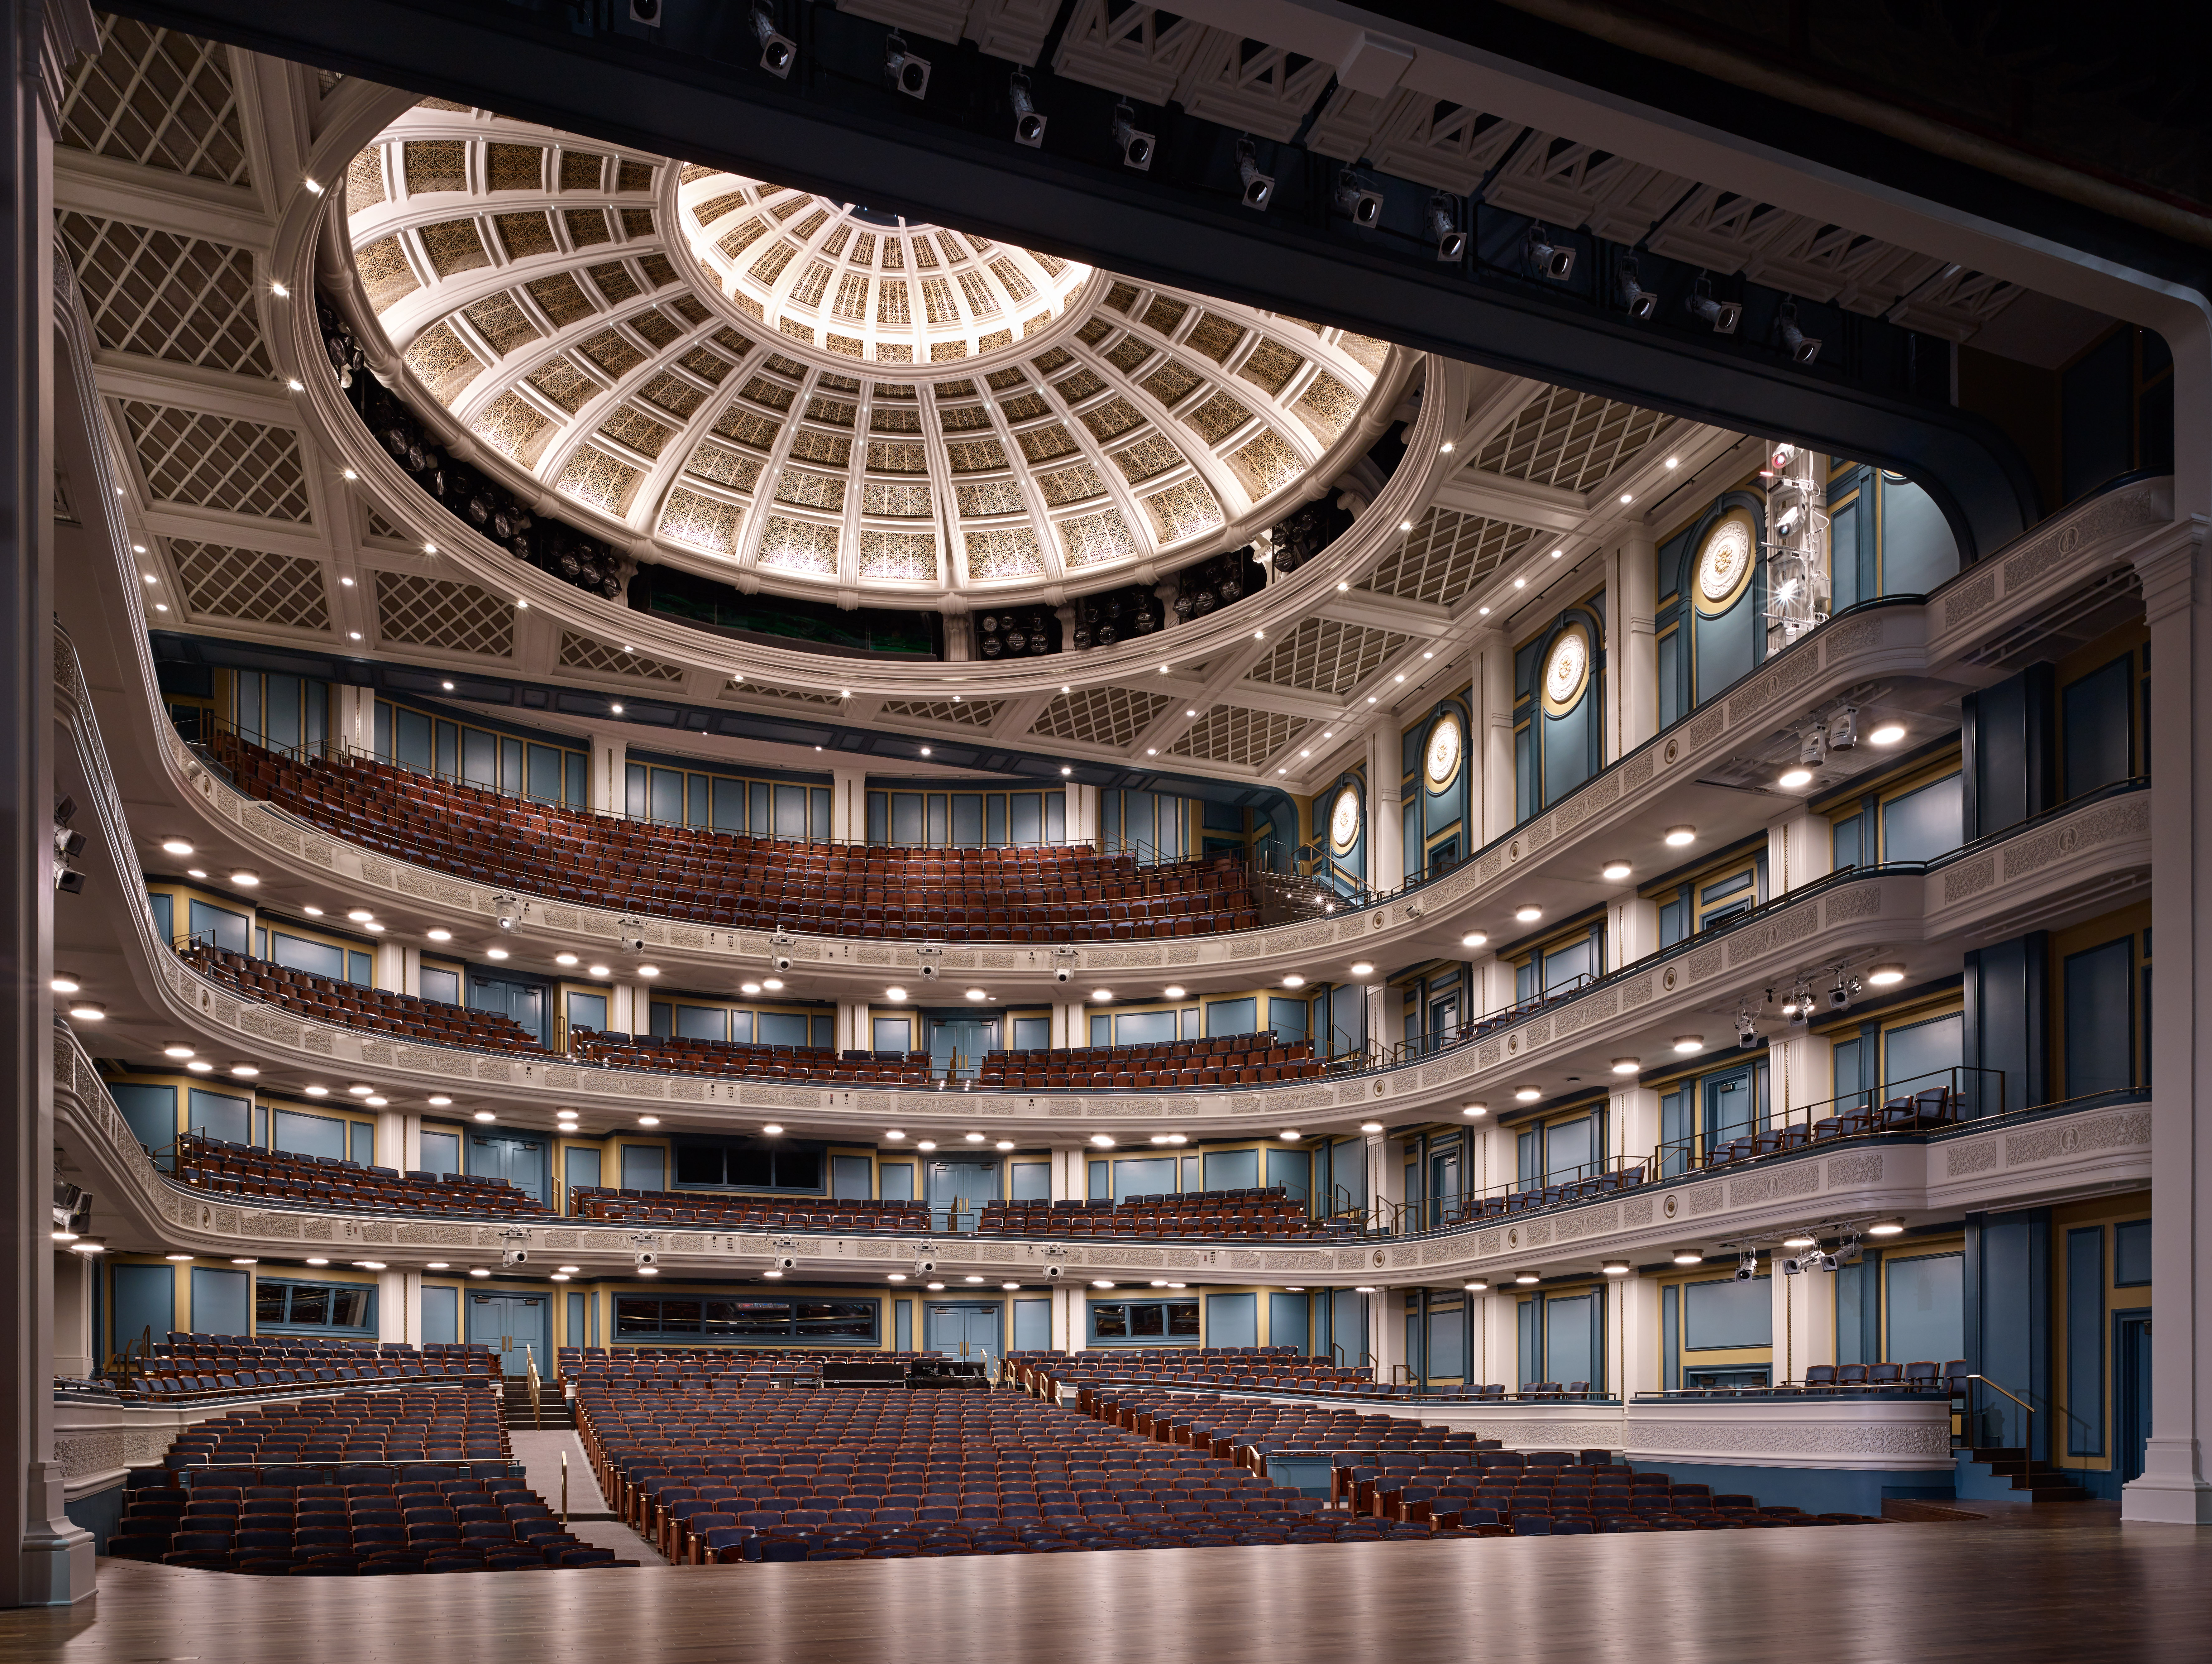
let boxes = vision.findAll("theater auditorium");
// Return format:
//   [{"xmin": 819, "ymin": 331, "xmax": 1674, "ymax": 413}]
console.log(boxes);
[{"xmin": 0, "ymin": 0, "xmax": 2204, "ymax": 1657}]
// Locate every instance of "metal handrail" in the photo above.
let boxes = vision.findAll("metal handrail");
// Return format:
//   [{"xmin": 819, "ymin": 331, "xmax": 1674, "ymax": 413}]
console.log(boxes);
[
  {"xmin": 525, "ymin": 1343, "xmax": 542, "ymax": 1428},
  {"xmin": 1653, "ymin": 1066, "xmax": 2003, "ymax": 1179},
  {"xmin": 1964, "ymin": 1371, "xmax": 2038, "ymax": 1460}
]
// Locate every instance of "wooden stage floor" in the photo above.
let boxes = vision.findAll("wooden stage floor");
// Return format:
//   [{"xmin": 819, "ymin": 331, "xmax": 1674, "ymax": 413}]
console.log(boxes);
[{"xmin": 2, "ymin": 1525, "xmax": 2209, "ymax": 1664}]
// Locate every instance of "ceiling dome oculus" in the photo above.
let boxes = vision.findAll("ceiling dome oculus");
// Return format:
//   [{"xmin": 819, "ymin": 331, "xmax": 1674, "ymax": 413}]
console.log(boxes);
[{"xmin": 340, "ymin": 106, "xmax": 1399, "ymax": 609}]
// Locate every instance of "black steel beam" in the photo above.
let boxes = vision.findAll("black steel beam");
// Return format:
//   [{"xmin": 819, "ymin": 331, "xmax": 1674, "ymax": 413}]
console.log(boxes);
[{"xmin": 111, "ymin": 0, "xmax": 2045, "ymax": 559}]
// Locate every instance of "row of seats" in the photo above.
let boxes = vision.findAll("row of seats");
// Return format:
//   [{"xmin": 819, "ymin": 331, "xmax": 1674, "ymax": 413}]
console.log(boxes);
[
  {"xmin": 217, "ymin": 735, "xmax": 1258, "ymax": 942},
  {"xmin": 976, "ymin": 1034, "xmax": 1324, "ymax": 1089},
  {"xmin": 164, "ymin": 1387, "xmax": 514, "ymax": 1468},
  {"xmin": 568, "ymin": 1186, "xmax": 930, "ymax": 1232},
  {"xmin": 978, "ymin": 1191, "xmax": 1340, "ymax": 1239},
  {"xmin": 570, "ymin": 1029, "xmax": 932, "ymax": 1086},
  {"xmin": 579, "ymin": 1379, "xmax": 1443, "ymax": 1561},
  {"xmin": 1697, "ymin": 1090, "xmax": 1966, "ymax": 1169},
  {"xmin": 183, "ymin": 944, "xmax": 546, "ymax": 1057},
  {"xmin": 107, "ymin": 1465, "xmax": 627, "ymax": 1574},
  {"xmin": 171, "ymin": 1132, "xmax": 551, "ymax": 1218},
  {"xmin": 1801, "ymin": 1360, "xmax": 1963, "ymax": 1392},
  {"xmin": 128, "ymin": 1337, "xmax": 502, "ymax": 1398}
]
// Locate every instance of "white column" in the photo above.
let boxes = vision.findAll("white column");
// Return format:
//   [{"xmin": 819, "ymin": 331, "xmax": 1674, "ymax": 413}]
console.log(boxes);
[
  {"xmin": 1369, "ymin": 1288, "xmax": 1404, "ymax": 1387},
  {"xmin": 1765, "ymin": 806, "xmax": 1830, "ymax": 898},
  {"xmin": 1610, "ymin": 1086, "xmax": 1660, "ymax": 1173},
  {"xmin": 609, "ymin": 981, "xmax": 641, "ymax": 1036},
  {"xmin": 829, "ymin": 765, "xmax": 866, "ymax": 843},
  {"xmin": 375, "ymin": 1109, "xmax": 405, "ymax": 1171},
  {"xmin": 1065, "ymin": 783, "xmax": 1098, "ymax": 843},
  {"xmin": 1778, "ymin": 1249, "xmax": 1836, "ymax": 1381},
  {"xmin": 50, "ymin": 1253, "xmax": 89, "ymax": 1380},
  {"xmin": 373, "ymin": 941, "xmax": 404, "ymax": 993},
  {"xmin": 1617, "ymin": 1273, "xmax": 1660, "ymax": 1400},
  {"xmin": 2124, "ymin": 527, "xmax": 2212, "ymax": 1522},
  {"xmin": 1365, "ymin": 723, "xmax": 1403, "ymax": 891},
  {"xmin": 379, "ymin": 1270, "xmax": 415, "ymax": 1345},
  {"xmin": 1363, "ymin": 983, "xmax": 1391, "ymax": 1064},
  {"xmin": 1481, "ymin": 1284, "xmax": 1521, "ymax": 1392},
  {"xmin": 837, "ymin": 999, "xmax": 866, "ymax": 1054},
  {"xmin": 1477, "ymin": 629, "xmax": 1514, "ymax": 842},
  {"xmin": 593, "ymin": 734, "xmax": 626, "ymax": 815},
  {"xmin": 1619, "ymin": 520, "xmax": 1658, "ymax": 753},
  {"xmin": 333, "ymin": 684, "xmax": 376, "ymax": 753},
  {"xmin": 1607, "ymin": 895, "xmax": 1657, "ymax": 976},
  {"xmin": 1770, "ymin": 1031, "xmax": 1832, "ymax": 1121},
  {"xmin": 399, "ymin": 945, "xmax": 421, "ymax": 998},
  {"xmin": 400, "ymin": 1112, "xmax": 423, "ymax": 1174}
]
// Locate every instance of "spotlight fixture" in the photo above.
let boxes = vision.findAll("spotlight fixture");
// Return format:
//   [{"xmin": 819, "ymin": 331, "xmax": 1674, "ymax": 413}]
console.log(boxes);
[
  {"xmin": 1332, "ymin": 169, "xmax": 1383, "ymax": 228},
  {"xmin": 1007, "ymin": 72, "xmax": 1046, "ymax": 146},
  {"xmin": 1686, "ymin": 274, "xmax": 1741, "ymax": 334},
  {"xmin": 1664, "ymin": 825, "xmax": 1697, "ymax": 847},
  {"xmin": 1867, "ymin": 963, "xmax": 1906, "ymax": 987},
  {"xmin": 1523, "ymin": 223, "xmax": 1575, "ymax": 281},
  {"xmin": 1828, "ymin": 705, "xmax": 1860, "ymax": 751},
  {"xmin": 1800, "ymin": 721, "xmax": 1829, "ymax": 770},
  {"xmin": 1673, "ymin": 1035, "xmax": 1703, "ymax": 1054},
  {"xmin": 883, "ymin": 31, "xmax": 929, "ymax": 98},
  {"xmin": 1111, "ymin": 102, "xmax": 1154, "ymax": 171},
  {"xmin": 492, "ymin": 893, "xmax": 521, "ymax": 931},
  {"xmin": 1671, "ymin": 1248, "xmax": 1703, "ymax": 1265},
  {"xmin": 750, "ymin": 4, "xmax": 795, "ymax": 75},
  {"xmin": 1462, "ymin": 1102, "xmax": 1487, "ymax": 1117},
  {"xmin": 1235, "ymin": 137, "xmax": 1274, "ymax": 211},
  {"xmin": 1617, "ymin": 256, "xmax": 1657, "ymax": 319},
  {"xmin": 1601, "ymin": 861, "xmax": 1632, "ymax": 882},
  {"xmin": 1427, "ymin": 196, "xmax": 1467, "ymax": 261},
  {"xmin": 1611, "ymin": 1057, "xmax": 1640, "ymax": 1076},
  {"xmin": 1827, "ymin": 975, "xmax": 1861, "ymax": 1012},
  {"xmin": 1776, "ymin": 299, "xmax": 1823, "ymax": 365}
]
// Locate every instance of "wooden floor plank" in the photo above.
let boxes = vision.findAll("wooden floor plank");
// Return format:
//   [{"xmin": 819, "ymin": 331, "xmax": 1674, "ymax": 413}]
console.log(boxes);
[{"xmin": 1, "ymin": 1528, "xmax": 2208, "ymax": 1664}]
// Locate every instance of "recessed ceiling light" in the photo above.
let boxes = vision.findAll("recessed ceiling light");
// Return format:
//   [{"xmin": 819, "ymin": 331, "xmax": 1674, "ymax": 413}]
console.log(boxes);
[
  {"xmin": 1674, "ymin": 1035, "xmax": 1703, "ymax": 1054},
  {"xmin": 427, "ymin": 929, "xmax": 451, "ymax": 942},
  {"xmin": 1514, "ymin": 906, "xmax": 1541, "ymax": 923},
  {"xmin": 1611, "ymin": 1057, "xmax": 1640, "ymax": 1075},
  {"xmin": 1279, "ymin": 1129, "xmax": 1301, "ymax": 1140},
  {"xmin": 1868, "ymin": 1217, "xmax": 1906, "ymax": 1236},
  {"xmin": 1349, "ymin": 961, "xmax": 1374, "ymax": 976},
  {"xmin": 229, "ymin": 1063, "xmax": 258, "ymax": 1078},
  {"xmin": 163, "ymin": 1044, "xmax": 194, "ymax": 1059},
  {"xmin": 1163, "ymin": 984, "xmax": 1186, "ymax": 999},
  {"xmin": 1281, "ymin": 973, "xmax": 1305, "ymax": 988},
  {"xmin": 638, "ymin": 1115, "xmax": 659, "ymax": 1127},
  {"xmin": 427, "ymin": 1096, "xmax": 451, "ymax": 1107},
  {"xmin": 302, "ymin": 905, "xmax": 323, "ymax": 917},
  {"xmin": 556, "ymin": 953, "xmax": 578, "ymax": 967},
  {"xmin": 1358, "ymin": 1121, "xmax": 1382, "ymax": 1134},
  {"xmin": 1601, "ymin": 861, "xmax": 1632, "ymax": 881},
  {"xmin": 1779, "ymin": 768, "xmax": 1813, "ymax": 789},
  {"xmin": 1664, "ymin": 825, "xmax": 1697, "ymax": 846},
  {"xmin": 1090, "ymin": 988, "xmax": 1112, "ymax": 1002},
  {"xmin": 885, "ymin": 1129, "xmax": 905, "ymax": 1140},
  {"xmin": 740, "ymin": 981, "xmax": 762, "ymax": 995},
  {"xmin": 229, "ymin": 869, "xmax": 259, "ymax": 887},
  {"xmin": 486, "ymin": 947, "xmax": 509, "ymax": 960},
  {"xmin": 347, "ymin": 909, "xmax": 375, "ymax": 923},
  {"xmin": 1514, "ymin": 1270, "xmax": 1541, "ymax": 1285},
  {"xmin": 996, "ymin": 1140, "xmax": 1014, "ymax": 1150},
  {"xmin": 1090, "ymin": 1134, "xmax": 1114, "ymax": 1147},
  {"xmin": 1672, "ymin": 1249, "xmax": 1703, "ymax": 1265},
  {"xmin": 965, "ymin": 987, "xmax": 987, "ymax": 1001},
  {"xmin": 637, "ymin": 965, "xmax": 659, "ymax": 978},
  {"xmin": 1867, "ymin": 963, "xmax": 1906, "ymax": 986},
  {"xmin": 473, "ymin": 1110, "xmax": 496, "ymax": 1123},
  {"xmin": 1513, "ymin": 1085, "xmax": 1541, "ymax": 1103},
  {"xmin": 66, "ymin": 1001, "xmax": 104, "ymax": 1021},
  {"xmin": 1665, "ymin": 457, "xmax": 1679, "ymax": 468},
  {"xmin": 588, "ymin": 964, "xmax": 610, "ymax": 977},
  {"xmin": 160, "ymin": 838, "xmax": 193, "ymax": 856},
  {"xmin": 762, "ymin": 1124, "xmax": 783, "ymax": 1135}
]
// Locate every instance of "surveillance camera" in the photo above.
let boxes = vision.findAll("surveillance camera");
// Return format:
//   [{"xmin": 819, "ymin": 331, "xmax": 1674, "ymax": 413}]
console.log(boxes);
[
  {"xmin": 774, "ymin": 1254, "xmax": 797, "ymax": 1272},
  {"xmin": 919, "ymin": 962, "xmax": 938, "ymax": 979},
  {"xmin": 1053, "ymin": 966, "xmax": 1072, "ymax": 983},
  {"xmin": 773, "ymin": 954, "xmax": 793, "ymax": 973},
  {"xmin": 502, "ymin": 1248, "xmax": 528, "ymax": 1268},
  {"xmin": 1044, "ymin": 1263, "xmax": 1063, "ymax": 1278},
  {"xmin": 634, "ymin": 1250, "xmax": 657, "ymax": 1269},
  {"xmin": 915, "ymin": 1258, "xmax": 935, "ymax": 1275}
]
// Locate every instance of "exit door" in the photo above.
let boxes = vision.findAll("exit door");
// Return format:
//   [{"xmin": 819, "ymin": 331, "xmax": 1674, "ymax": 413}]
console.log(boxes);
[
  {"xmin": 926, "ymin": 1159, "xmax": 1000, "ymax": 1231},
  {"xmin": 928, "ymin": 1015, "xmax": 1001, "ymax": 1081},
  {"xmin": 471, "ymin": 1134, "xmax": 548, "ymax": 1206},
  {"xmin": 467, "ymin": 1292, "xmax": 548, "ymax": 1376},
  {"xmin": 924, "ymin": 1302, "xmax": 1001, "ymax": 1364},
  {"xmin": 2116, "ymin": 1311, "xmax": 2152, "ymax": 1483}
]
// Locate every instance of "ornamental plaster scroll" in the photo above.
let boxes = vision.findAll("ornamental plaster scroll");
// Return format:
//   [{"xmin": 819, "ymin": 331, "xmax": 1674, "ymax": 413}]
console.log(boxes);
[
  {"xmin": 2006, "ymin": 1109, "xmax": 2151, "ymax": 1167},
  {"xmin": 1945, "ymin": 1139, "xmax": 2001, "ymax": 1177},
  {"xmin": 1825, "ymin": 1153, "xmax": 1883, "ymax": 1186},
  {"xmin": 1626, "ymin": 1417, "xmax": 1951, "ymax": 1461},
  {"xmin": 1457, "ymin": 1420, "xmax": 1626, "ymax": 1449}
]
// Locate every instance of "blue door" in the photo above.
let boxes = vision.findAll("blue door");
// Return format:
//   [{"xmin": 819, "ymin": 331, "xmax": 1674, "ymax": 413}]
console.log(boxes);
[
  {"xmin": 467, "ymin": 1292, "xmax": 549, "ymax": 1376},
  {"xmin": 923, "ymin": 1302, "xmax": 1001, "ymax": 1363},
  {"xmin": 471, "ymin": 1134, "xmax": 549, "ymax": 1205},
  {"xmin": 2116, "ymin": 1310, "xmax": 2153, "ymax": 1483}
]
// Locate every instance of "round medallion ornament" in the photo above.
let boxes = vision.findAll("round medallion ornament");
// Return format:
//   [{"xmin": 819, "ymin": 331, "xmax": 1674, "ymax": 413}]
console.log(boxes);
[
  {"xmin": 1424, "ymin": 712, "xmax": 1463, "ymax": 791},
  {"xmin": 1693, "ymin": 508, "xmax": 1757, "ymax": 616},
  {"xmin": 1329, "ymin": 786, "xmax": 1362, "ymax": 855},
  {"xmin": 1541, "ymin": 623, "xmax": 1591, "ymax": 717}
]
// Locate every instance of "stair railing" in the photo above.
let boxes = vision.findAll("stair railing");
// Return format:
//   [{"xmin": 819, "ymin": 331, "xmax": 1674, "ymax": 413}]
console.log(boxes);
[
  {"xmin": 1965, "ymin": 1372, "xmax": 2035, "ymax": 1461},
  {"xmin": 524, "ymin": 1343, "xmax": 542, "ymax": 1429}
]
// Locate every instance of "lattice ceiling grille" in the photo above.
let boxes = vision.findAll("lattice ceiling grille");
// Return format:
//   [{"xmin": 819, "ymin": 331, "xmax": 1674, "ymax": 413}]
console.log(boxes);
[
  {"xmin": 58, "ymin": 213, "xmax": 269, "ymax": 376},
  {"xmin": 1169, "ymin": 704, "xmax": 1310, "ymax": 768},
  {"xmin": 1029, "ymin": 686, "xmax": 1171, "ymax": 750},
  {"xmin": 1362, "ymin": 509, "xmax": 1534, "ymax": 606},
  {"xmin": 373, "ymin": 571, "xmax": 515, "ymax": 656},
  {"xmin": 730, "ymin": 683, "xmax": 844, "ymax": 707},
  {"xmin": 168, "ymin": 541, "xmax": 330, "ymax": 631},
  {"xmin": 1246, "ymin": 616, "xmax": 1408, "ymax": 696},
  {"xmin": 880, "ymin": 698, "xmax": 1001, "ymax": 729},
  {"xmin": 116, "ymin": 402, "xmax": 312, "ymax": 522},
  {"xmin": 1473, "ymin": 386, "xmax": 1673, "ymax": 494},
  {"xmin": 557, "ymin": 631, "xmax": 686, "ymax": 683},
  {"xmin": 58, "ymin": 15, "xmax": 249, "ymax": 185}
]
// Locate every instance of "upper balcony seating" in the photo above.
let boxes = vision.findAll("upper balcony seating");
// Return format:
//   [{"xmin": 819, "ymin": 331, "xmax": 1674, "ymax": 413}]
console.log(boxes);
[
  {"xmin": 1694, "ymin": 1089, "xmax": 1965, "ymax": 1171},
  {"xmin": 569, "ymin": 1185, "xmax": 929, "ymax": 1232},
  {"xmin": 174, "ymin": 1131, "xmax": 553, "ymax": 1218},
  {"xmin": 569, "ymin": 1029, "xmax": 931, "ymax": 1085},
  {"xmin": 1005, "ymin": 1349, "xmax": 1374, "ymax": 1398},
  {"xmin": 976, "ymin": 1033, "xmax": 1326, "ymax": 1090},
  {"xmin": 183, "ymin": 944, "xmax": 548, "ymax": 1058},
  {"xmin": 977, "ymin": 1188, "xmax": 1345, "ymax": 1239},
  {"xmin": 213, "ymin": 733, "xmax": 1259, "ymax": 942},
  {"xmin": 127, "ymin": 1336, "xmax": 502, "ymax": 1398}
]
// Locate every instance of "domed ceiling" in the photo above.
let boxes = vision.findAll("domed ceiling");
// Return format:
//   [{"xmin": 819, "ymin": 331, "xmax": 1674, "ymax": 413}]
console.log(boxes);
[{"xmin": 343, "ymin": 107, "xmax": 1399, "ymax": 607}]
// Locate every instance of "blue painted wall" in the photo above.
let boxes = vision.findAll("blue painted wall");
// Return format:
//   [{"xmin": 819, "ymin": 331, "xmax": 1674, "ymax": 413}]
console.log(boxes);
[{"xmin": 1628, "ymin": 1459, "xmax": 1948, "ymax": 1517}]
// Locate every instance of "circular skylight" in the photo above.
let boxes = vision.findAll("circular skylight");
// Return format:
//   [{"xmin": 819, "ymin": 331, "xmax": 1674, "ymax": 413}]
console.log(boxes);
[{"xmin": 342, "ymin": 107, "xmax": 1399, "ymax": 607}]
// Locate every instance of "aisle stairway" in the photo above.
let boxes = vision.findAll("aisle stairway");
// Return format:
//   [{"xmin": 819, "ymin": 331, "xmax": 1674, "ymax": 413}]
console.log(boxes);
[{"xmin": 1953, "ymin": 1447, "xmax": 2093, "ymax": 1504}]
